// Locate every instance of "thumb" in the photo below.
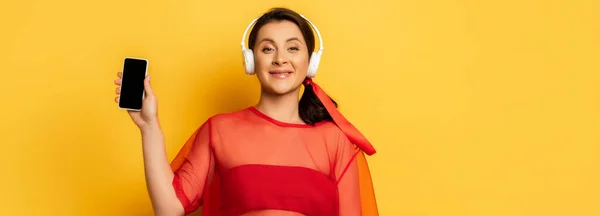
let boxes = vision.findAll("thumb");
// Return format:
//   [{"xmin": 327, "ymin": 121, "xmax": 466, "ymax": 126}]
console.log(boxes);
[{"xmin": 144, "ymin": 75, "xmax": 154, "ymax": 96}]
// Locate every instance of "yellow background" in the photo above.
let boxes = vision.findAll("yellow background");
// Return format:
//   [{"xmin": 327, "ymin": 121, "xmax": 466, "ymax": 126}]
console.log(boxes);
[{"xmin": 1, "ymin": 0, "xmax": 599, "ymax": 215}]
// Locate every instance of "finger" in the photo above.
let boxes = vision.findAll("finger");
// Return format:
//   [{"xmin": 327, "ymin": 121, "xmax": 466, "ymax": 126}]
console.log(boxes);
[
  {"xmin": 117, "ymin": 72, "xmax": 122, "ymax": 78},
  {"xmin": 114, "ymin": 79, "xmax": 121, "ymax": 86},
  {"xmin": 115, "ymin": 96, "xmax": 119, "ymax": 103},
  {"xmin": 143, "ymin": 75, "xmax": 153, "ymax": 96},
  {"xmin": 116, "ymin": 87, "xmax": 120, "ymax": 94}
]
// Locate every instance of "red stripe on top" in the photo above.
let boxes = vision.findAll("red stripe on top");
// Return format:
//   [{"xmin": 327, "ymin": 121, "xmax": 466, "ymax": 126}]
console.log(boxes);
[{"xmin": 219, "ymin": 164, "xmax": 339, "ymax": 216}]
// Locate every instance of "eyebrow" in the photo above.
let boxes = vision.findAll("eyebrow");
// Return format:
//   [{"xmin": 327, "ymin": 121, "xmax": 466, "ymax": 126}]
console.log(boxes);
[{"xmin": 259, "ymin": 37, "xmax": 303, "ymax": 44}]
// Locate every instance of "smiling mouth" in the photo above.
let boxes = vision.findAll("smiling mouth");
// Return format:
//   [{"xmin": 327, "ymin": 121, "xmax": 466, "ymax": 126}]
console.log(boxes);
[
  {"xmin": 269, "ymin": 71, "xmax": 293, "ymax": 74},
  {"xmin": 269, "ymin": 70, "xmax": 294, "ymax": 79}
]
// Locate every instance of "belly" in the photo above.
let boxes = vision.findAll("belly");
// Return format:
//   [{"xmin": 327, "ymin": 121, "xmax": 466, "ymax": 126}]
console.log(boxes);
[{"xmin": 240, "ymin": 209, "xmax": 307, "ymax": 216}]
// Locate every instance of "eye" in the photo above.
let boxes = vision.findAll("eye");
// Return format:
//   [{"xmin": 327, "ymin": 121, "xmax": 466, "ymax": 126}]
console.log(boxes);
[
  {"xmin": 288, "ymin": 47, "xmax": 299, "ymax": 51},
  {"xmin": 262, "ymin": 47, "xmax": 274, "ymax": 52}
]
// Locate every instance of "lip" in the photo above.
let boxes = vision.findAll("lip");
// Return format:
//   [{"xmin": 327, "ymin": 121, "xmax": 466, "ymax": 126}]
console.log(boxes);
[
  {"xmin": 268, "ymin": 69, "xmax": 294, "ymax": 74},
  {"xmin": 269, "ymin": 69, "xmax": 294, "ymax": 79}
]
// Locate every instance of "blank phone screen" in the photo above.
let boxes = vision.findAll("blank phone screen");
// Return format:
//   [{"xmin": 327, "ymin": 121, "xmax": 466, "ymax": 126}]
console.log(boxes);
[{"xmin": 119, "ymin": 58, "xmax": 147, "ymax": 110}]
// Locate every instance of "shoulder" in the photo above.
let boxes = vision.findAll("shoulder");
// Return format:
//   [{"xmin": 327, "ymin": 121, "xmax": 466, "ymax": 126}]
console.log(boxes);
[
  {"xmin": 313, "ymin": 121, "xmax": 344, "ymax": 135},
  {"xmin": 313, "ymin": 121, "xmax": 356, "ymax": 159},
  {"xmin": 313, "ymin": 121, "xmax": 351, "ymax": 144},
  {"xmin": 313, "ymin": 121, "xmax": 341, "ymax": 133},
  {"xmin": 203, "ymin": 107, "xmax": 255, "ymax": 129}
]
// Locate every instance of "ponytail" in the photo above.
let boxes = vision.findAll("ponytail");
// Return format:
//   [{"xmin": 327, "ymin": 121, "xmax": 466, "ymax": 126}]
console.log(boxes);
[{"xmin": 299, "ymin": 81, "xmax": 338, "ymax": 125}]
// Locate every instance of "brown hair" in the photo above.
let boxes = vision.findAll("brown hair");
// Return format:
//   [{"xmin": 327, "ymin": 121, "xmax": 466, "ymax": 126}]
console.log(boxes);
[{"xmin": 247, "ymin": 7, "xmax": 338, "ymax": 125}]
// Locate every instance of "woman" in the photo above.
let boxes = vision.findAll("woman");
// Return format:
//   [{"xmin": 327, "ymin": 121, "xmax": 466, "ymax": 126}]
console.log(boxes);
[{"xmin": 114, "ymin": 7, "xmax": 378, "ymax": 216}]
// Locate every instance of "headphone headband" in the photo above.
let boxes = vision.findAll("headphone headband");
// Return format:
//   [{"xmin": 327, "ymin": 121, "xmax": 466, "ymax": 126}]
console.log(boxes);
[
  {"xmin": 240, "ymin": 18, "xmax": 259, "ymax": 50},
  {"xmin": 300, "ymin": 14, "xmax": 324, "ymax": 53},
  {"xmin": 240, "ymin": 15, "xmax": 323, "ymax": 53}
]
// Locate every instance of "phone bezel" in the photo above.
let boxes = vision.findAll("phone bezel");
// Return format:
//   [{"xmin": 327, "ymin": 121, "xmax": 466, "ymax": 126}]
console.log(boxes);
[{"xmin": 118, "ymin": 57, "xmax": 148, "ymax": 112}]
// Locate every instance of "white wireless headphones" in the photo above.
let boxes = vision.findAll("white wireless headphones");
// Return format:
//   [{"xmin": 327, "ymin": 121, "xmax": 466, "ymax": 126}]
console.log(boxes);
[{"xmin": 241, "ymin": 14, "xmax": 324, "ymax": 78}]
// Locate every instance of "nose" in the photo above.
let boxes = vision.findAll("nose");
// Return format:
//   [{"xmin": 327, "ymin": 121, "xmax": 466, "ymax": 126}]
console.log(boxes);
[{"xmin": 272, "ymin": 52, "xmax": 288, "ymax": 66}]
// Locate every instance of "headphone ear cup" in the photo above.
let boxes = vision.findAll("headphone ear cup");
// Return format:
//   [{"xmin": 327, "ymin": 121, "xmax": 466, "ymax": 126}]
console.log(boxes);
[
  {"xmin": 243, "ymin": 49, "xmax": 255, "ymax": 75},
  {"xmin": 307, "ymin": 51, "xmax": 321, "ymax": 78}
]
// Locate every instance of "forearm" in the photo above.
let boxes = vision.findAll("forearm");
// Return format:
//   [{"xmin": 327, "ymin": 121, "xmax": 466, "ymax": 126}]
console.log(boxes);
[{"xmin": 141, "ymin": 121, "xmax": 184, "ymax": 216}]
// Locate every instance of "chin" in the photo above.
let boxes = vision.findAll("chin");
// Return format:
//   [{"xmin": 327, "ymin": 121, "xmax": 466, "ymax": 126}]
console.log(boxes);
[
  {"xmin": 263, "ymin": 83, "xmax": 301, "ymax": 95},
  {"xmin": 261, "ymin": 80, "xmax": 302, "ymax": 95}
]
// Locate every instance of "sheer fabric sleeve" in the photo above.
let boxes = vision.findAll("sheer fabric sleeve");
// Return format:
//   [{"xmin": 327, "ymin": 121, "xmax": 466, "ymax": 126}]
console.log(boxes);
[
  {"xmin": 170, "ymin": 118, "xmax": 216, "ymax": 215},
  {"xmin": 333, "ymin": 129, "xmax": 363, "ymax": 216}
]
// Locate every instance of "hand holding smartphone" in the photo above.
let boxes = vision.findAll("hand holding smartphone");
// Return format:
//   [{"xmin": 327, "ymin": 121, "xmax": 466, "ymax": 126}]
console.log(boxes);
[
  {"xmin": 115, "ymin": 57, "xmax": 159, "ymax": 129},
  {"xmin": 118, "ymin": 57, "xmax": 148, "ymax": 111}
]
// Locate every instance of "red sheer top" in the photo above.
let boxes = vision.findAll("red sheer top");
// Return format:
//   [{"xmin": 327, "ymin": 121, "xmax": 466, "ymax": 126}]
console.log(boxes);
[{"xmin": 171, "ymin": 106, "xmax": 363, "ymax": 216}]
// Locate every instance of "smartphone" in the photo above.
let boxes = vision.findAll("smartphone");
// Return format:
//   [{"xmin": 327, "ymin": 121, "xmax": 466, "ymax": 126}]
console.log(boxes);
[{"xmin": 118, "ymin": 57, "xmax": 148, "ymax": 111}]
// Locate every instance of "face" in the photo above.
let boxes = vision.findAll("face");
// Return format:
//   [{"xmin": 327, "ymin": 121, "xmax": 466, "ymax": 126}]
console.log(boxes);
[{"xmin": 253, "ymin": 20, "xmax": 310, "ymax": 95}]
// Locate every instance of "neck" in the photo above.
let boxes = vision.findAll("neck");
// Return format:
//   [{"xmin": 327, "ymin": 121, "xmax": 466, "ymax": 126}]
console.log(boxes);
[{"xmin": 255, "ymin": 87, "xmax": 304, "ymax": 124}]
